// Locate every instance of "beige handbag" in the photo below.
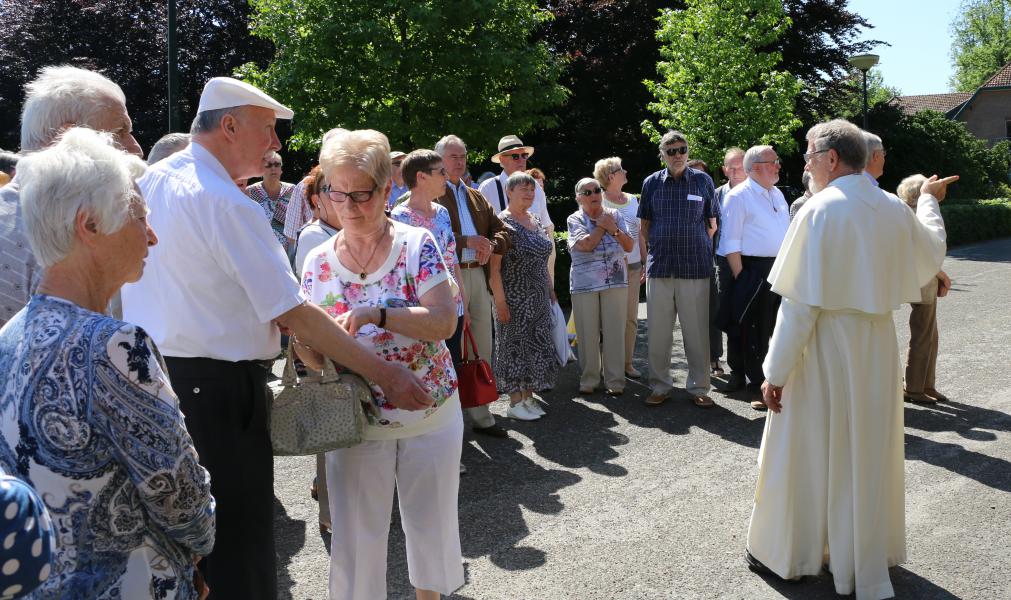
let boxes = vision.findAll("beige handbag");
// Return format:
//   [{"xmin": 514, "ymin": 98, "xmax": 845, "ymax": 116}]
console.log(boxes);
[{"xmin": 268, "ymin": 344, "xmax": 370, "ymax": 456}]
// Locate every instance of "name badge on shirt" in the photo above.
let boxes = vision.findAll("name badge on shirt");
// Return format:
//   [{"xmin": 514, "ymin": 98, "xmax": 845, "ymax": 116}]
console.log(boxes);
[{"xmin": 687, "ymin": 194, "xmax": 703, "ymax": 202}]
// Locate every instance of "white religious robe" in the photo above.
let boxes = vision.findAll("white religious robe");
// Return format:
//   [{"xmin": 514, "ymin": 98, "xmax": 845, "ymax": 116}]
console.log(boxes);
[{"xmin": 746, "ymin": 174, "xmax": 946, "ymax": 600}]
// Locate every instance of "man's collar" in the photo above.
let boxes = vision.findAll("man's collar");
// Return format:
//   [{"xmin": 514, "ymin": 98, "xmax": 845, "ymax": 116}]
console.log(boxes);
[
  {"xmin": 863, "ymin": 170, "xmax": 880, "ymax": 187},
  {"xmin": 660, "ymin": 166, "xmax": 690, "ymax": 181},
  {"xmin": 189, "ymin": 141, "xmax": 233, "ymax": 183},
  {"xmin": 746, "ymin": 176, "xmax": 773, "ymax": 195}
]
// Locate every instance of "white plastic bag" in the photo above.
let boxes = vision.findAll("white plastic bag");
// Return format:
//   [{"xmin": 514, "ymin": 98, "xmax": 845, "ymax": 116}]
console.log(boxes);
[{"xmin": 551, "ymin": 301, "xmax": 575, "ymax": 365}]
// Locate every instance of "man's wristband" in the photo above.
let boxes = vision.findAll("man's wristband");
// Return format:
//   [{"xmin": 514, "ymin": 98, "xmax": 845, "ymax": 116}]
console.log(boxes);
[{"xmin": 378, "ymin": 307, "xmax": 387, "ymax": 328}]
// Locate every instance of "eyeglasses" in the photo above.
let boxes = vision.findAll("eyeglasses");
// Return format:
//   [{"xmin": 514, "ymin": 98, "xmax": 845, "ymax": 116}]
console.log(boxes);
[
  {"xmin": 424, "ymin": 166, "xmax": 447, "ymax": 176},
  {"xmin": 753, "ymin": 158, "xmax": 781, "ymax": 166},
  {"xmin": 610, "ymin": 167, "xmax": 626, "ymax": 175},
  {"xmin": 392, "ymin": 161, "xmax": 404, "ymax": 168},
  {"xmin": 578, "ymin": 187, "xmax": 603, "ymax": 196},
  {"xmin": 505, "ymin": 153, "xmax": 529, "ymax": 161},
  {"xmin": 321, "ymin": 184, "xmax": 376, "ymax": 203},
  {"xmin": 265, "ymin": 162, "xmax": 282, "ymax": 168},
  {"xmin": 803, "ymin": 149, "xmax": 829, "ymax": 162},
  {"xmin": 664, "ymin": 146, "xmax": 688, "ymax": 157}
]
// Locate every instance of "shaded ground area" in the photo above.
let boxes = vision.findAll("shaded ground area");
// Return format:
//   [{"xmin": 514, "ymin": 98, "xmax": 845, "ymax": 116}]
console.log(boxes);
[{"xmin": 273, "ymin": 237, "xmax": 1011, "ymax": 599}]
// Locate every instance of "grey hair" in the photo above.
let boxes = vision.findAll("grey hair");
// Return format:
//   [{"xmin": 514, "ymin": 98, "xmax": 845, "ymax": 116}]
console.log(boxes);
[
  {"xmin": 19, "ymin": 127, "xmax": 146, "ymax": 267},
  {"xmin": 574, "ymin": 177, "xmax": 598, "ymax": 196},
  {"xmin": 506, "ymin": 171, "xmax": 536, "ymax": 192},
  {"xmin": 189, "ymin": 106, "xmax": 244, "ymax": 135},
  {"xmin": 658, "ymin": 130, "xmax": 687, "ymax": 152},
  {"xmin": 0, "ymin": 151, "xmax": 18, "ymax": 176},
  {"xmin": 434, "ymin": 135, "xmax": 467, "ymax": 156},
  {"xmin": 806, "ymin": 119, "xmax": 867, "ymax": 170},
  {"xmin": 147, "ymin": 133, "xmax": 190, "ymax": 165},
  {"xmin": 20, "ymin": 65, "xmax": 127, "ymax": 152},
  {"xmin": 863, "ymin": 131, "xmax": 884, "ymax": 154},
  {"xmin": 896, "ymin": 173, "xmax": 927, "ymax": 208},
  {"xmin": 319, "ymin": 129, "xmax": 392, "ymax": 190},
  {"xmin": 743, "ymin": 145, "xmax": 774, "ymax": 173},
  {"xmin": 723, "ymin": 147, "xmax": 745, "ymax": 163},
  {"xmin": 801, "ymin": 171, "xmax": 813, "ymax": 193}
]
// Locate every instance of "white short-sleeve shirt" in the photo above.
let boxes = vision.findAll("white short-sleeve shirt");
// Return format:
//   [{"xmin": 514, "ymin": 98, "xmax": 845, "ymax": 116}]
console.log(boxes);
[
  {"xmin": 717, "ymin": 177, "xmax": 790, "ymax": 258},
  {"xmin": 479, "ymin": 171, "xmax": 553, "ymax": 231},
  {"xmin": 122, "ymin": 142, "xmax": 306, "ymax": 361}
]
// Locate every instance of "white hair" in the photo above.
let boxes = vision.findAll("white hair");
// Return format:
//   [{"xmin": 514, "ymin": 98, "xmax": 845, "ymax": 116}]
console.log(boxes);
[
  {"xmin": 19, "ymin": 127, "xmax": 146, "ymax": 267},
  {"xmin": 863, "ymin": 131, "xmax": 884, "ymax": 154},
  {"xmin": 20, "ymin": 66, "xmax": 126, "ymax": 152},
  {"xmin": 147, "ymin": 132, "xmax": 190, "ymax": 164},
  {"xmin": 743, "ymin": 145, "xmax": 774, "ymax": 173},
  {"xmin": 434, "ymin": 135, "xmax": 467, "ymax": 156}
]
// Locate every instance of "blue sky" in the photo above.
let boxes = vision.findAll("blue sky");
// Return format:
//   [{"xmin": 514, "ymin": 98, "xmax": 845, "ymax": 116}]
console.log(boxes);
[{"xmin": 846, "ymin": 0, "xmax": 964, "ymax": 96}]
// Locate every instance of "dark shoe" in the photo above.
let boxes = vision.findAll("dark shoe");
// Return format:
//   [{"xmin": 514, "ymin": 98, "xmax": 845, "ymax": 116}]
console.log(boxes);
[
  {"xmin": 310, "ymin": 477, "xmax": 318, "ymax": 501},
  {"xmin": 721, "ymin": 374, "xmax": 745, "ymax": 393},
  {"xmin": 751, "ymin": 399, "xmax": 768, "ymax": 411},
  {"xmin": 320, "ymin": 525, "xmax": 332, "ymax": 555},
  {"xmin": 606, "ymin": 388, "xmax": 624, "ymax": 397},
  {"xmin": 644, "ymin": 393, "xmax": 669, "ymax": 406},
  {"xmin": 925, "ymin": 388, "xmax": 949, "ymax": 403},
  {"xmin": 692, "ymin": 394, "xmax": 715, "ymax": 408},
  {"xmin": 904, "ymin": 390, "xmax": 938, "ymax": 404},
  {"xmin": 746, "ymin": 551, "xmax": 803, "ymax": 583},
  {"xmin": 624, "ymin": 365, "xmax": 642, "ymax": 379},
  {"xmin": 473, "ymin": 424, "xmax": 509, "ymax": 438},
  {"xmin": 711, "ymin": 360, "xmax": 725, "ymax": 376}
]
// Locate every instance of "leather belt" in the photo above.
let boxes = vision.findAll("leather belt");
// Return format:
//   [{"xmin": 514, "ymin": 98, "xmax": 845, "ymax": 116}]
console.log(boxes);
[{"xmin": 459, "ymin": 261, "xmax": 482, "ymax": 269}]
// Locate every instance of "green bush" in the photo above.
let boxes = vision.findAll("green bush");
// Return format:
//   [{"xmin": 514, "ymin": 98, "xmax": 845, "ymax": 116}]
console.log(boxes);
[{"xmin": 940, "ymin": 199, "xmax": 1011, "ymax": 246}]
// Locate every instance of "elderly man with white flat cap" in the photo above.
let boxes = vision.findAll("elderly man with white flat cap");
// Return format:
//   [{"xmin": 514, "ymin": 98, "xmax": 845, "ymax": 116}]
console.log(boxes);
[{"xmin": 122, "ymin": 77, "xmax": 435, "ymax": 600}]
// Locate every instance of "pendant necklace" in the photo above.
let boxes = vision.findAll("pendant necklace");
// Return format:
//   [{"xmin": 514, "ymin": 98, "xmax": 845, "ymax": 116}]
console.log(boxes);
[{"xmin": 341, "ymin": 225, "xmax": 388, "ymax": 280}]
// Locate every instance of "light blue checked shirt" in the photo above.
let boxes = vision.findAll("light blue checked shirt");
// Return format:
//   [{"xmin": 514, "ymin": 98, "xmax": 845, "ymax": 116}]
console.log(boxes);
[{"xmin": 448, "ymin": 179, "xmax": 479, "ymax": 263}]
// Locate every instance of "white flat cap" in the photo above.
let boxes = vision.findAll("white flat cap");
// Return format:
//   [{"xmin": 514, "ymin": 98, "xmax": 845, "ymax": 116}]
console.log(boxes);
[{"xmin": 196, "ymin": 77, "xmax": 294, "ymax": 120}]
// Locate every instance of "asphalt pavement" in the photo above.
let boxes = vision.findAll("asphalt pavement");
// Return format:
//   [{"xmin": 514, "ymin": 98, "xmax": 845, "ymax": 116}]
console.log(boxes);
[{"xmin": 272, "ymin": 236, "xmax": 1011, "ymax": 600}]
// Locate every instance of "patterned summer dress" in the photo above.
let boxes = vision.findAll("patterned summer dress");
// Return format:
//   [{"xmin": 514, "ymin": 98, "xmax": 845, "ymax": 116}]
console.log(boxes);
[
  {"xmin": 0, "ymin": 295, "xmax": 215, "ymax": 599},
  {"xmin": 493, "ymin": 213, "xmax": 559, "ymax": 393},
  {"xmin": 246, "ymin": 181, "xmax": 296, "ymax": 251}
]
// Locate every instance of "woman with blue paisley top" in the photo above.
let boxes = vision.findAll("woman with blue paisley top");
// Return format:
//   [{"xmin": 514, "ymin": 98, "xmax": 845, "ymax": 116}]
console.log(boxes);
[
  {"xmin": 0, "ymin": 128, "xmax": 215, "ymax": 599},
  {"xmin": 294, "ymin": 129, "xmax": 464, "ymax": 600}
]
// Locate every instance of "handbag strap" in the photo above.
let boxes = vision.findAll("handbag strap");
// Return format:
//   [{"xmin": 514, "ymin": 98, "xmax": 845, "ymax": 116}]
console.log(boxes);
[
  {"xmin": 462, "ymin": 324, "xmax": 480, "ymax": 361},
  {"xmin": 284, "ymin": 340, "xmax": 342, "ymax": 385}
]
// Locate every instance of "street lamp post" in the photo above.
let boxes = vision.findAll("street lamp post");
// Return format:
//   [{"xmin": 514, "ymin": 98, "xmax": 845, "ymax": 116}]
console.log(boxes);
[
  {"xmin": 167, "ymin": 0, "xmax": 180, "ymax": 132},
  {"xmin": 848, "ymin": 54, "xmax": 880, "ymax": 130}
]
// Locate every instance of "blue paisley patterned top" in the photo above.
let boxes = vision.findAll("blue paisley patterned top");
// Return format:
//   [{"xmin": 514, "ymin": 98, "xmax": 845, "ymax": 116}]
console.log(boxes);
[{"xmin": 0, "ymin": 295, "xmax": 215, "ymax": 599}]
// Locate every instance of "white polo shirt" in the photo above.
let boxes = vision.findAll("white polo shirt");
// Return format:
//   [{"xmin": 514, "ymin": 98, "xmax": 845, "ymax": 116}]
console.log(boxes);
[
  {"xmin": 122, "ymin": 142, "xmax": 306, "ymax": 361},
  {"xmin": 717, "ymin": 176, "xmax": 790, "ymax": 258},
  {"xmin": 478, "ymin": 171, "xmax": 553, "ymax": 230}
]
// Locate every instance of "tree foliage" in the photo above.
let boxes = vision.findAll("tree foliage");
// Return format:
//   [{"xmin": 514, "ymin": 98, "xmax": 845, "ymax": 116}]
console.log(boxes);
[
  {"xmin": 949, "ymin": 0, "xmax": 1011, "ymax": 92},
  {"xmin": 866, "ymin": 104, "xmax": 1011, "ymax": 199},
  {"xmin": 240, "ymin": 0, "xmax": 567, "ymax": 159},
  {"xmin": 0, "ymin": 0, "xmax": 272, "ymax": 153},
  {"xmin": 643, "ymin": 0, "xmax": 803, "ymax": 168},
  {"xmin": 823, "ymin": 68, "xmax": 901, "ymax": 121}
]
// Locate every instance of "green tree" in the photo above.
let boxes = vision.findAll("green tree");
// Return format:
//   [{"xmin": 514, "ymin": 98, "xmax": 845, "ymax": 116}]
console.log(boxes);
[
  {"xmin": 642, "ymin": 0, "xmax": 803, "ymax": 168},
  {"xmin": 950, "ymin": 0, "xmax": 1011, "ymax": 91},
  {"xmin": 240, "ymin": 0, "xmax": 567, "ymax": 158},
  {"xmin": 823, "ymin": 67, "xmax": 901, "ymax": 121}
]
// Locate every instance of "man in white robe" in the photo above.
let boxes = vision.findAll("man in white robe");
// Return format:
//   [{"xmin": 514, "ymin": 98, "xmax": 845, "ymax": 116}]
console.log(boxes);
[{"xmin": 745, "ymin": 119, "xmax": 955, "ymax": 600}]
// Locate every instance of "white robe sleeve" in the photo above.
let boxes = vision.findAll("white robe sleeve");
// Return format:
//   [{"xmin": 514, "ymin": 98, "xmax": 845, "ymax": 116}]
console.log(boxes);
[{"xmin": 762, "ymin": 298, "xmax": 821, "ymax": 387}]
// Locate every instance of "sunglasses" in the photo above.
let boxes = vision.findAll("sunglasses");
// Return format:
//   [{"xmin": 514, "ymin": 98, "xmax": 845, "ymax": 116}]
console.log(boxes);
[
  {"xmin": 610, "ymin": 167, "xmax": 626, "ymax": 175},
  {"xmin": 578, "ymin": 187, "xmax": 603, "ymax": 196},
  {"xmin": 265, "ymin": 161, "xmax": 282, "ymax": 168},
  {"xmin": 505, "ymin": 153, "xmax": 529, "ymax": 161},
  {"xmin": 664, "ymin": 146, "xmax": 688, "ymax": 157}
]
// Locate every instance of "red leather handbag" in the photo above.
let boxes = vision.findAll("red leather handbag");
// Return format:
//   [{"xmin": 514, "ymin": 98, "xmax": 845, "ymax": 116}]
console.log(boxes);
[{"xmin": 457, "ymin": 325, "xmax": 499, "ymax": 408}]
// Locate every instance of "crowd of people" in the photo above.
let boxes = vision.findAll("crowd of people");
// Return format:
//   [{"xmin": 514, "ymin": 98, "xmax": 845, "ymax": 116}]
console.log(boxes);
[{"xmin": 0, "ymin": 63, "xmax": 957, "ymax": 600}]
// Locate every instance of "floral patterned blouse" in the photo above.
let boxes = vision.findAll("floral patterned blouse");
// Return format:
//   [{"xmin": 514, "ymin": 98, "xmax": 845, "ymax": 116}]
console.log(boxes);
[
  {"xmin": 567, "ymin": 207, "xmax": 630, "ymax": 294},
  {"xmin": 300, "ymin": 221, "xmax": 459, "ymax": 440},
  {"xmin": 0, "ymin": 295, "xmax": 215, "ymax": 599},
  {"xmin": 390, "ymin": 202, "xmax": 465, "ymax": 317},
  {"xmin": 246, "ymin": 181, "xmax": 296, "ymax": 251}
]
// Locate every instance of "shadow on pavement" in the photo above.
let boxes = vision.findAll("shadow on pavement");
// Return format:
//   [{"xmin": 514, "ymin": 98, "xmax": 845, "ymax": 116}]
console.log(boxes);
[
  {"xmin": 947, "ymin": 236, "xmax": 1011, "ymax": 263},
  {"xmin": 273, "ymin": 495, "xmax": 306, "ymax": 600},
  {"xmin": 755, "ymin": 564, "xmax": 958, "ymax": 599}
]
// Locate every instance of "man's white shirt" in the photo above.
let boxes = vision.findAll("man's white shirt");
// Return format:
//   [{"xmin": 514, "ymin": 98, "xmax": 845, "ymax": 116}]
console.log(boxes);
[
  {"xmin": 478, "ymin": 171, "xmax": 553, "ymax": 230},
  {"xmin": 122, "ymin": 142, "xmax": 305, "ymax": 361},
  {"xmin": 717, "ymin": 176, "xmax": 790, "ymax": 258}
]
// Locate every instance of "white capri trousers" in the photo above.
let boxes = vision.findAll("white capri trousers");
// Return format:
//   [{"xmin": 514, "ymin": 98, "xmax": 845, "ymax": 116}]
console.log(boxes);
[{"xmin": 326, "ymin": 406, "xmax": 465, "ymax": 599}]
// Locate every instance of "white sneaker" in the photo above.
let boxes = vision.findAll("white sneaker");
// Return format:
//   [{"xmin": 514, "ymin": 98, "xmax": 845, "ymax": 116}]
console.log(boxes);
[
  {"xmin": 524, "ymin": 397, "xmax": 546, "ymax": 416},
  {"xmin": 507, "ymin": 402, "xmax": 541, "ymax": 421}
]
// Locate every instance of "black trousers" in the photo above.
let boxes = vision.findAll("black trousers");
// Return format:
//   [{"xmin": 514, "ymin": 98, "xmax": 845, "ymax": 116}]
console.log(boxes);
[
  {"xmin": 165, "ymin": 356, "xmax": 277, "ymax": 600},
  {"xmin": 716, "ymin": 255, "xmax": 745, "ymax": 377},
  {"xmin": 444, "ymin": 314, "xmax": 465, "ymax": 365},
  {"xmin": 736, "ymin": 256, "xmax": 781, "ymax": 388}
]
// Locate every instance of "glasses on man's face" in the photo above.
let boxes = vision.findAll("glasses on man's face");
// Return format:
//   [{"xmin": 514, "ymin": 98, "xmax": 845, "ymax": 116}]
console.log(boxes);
[
  {"xmin": 664, "ymin": 146, "xmax": 688, "ymax": 157},
  {"xmin": 392, "ymin": 161, "xmax": 404, "ymax": 169},
  {"xmin": 803, "ymin": 149, "xmax": 829, "ymax": 162},
  {"xmin": 579, "ymin": 187, "xmax": 603, "ymax": 196},
  {"xmin": 754, "ymin": 158, "xmax": 781, "ymax": 166},
  {"xmin": 321, "ymin": 184, "xmax": 376, "ymax": 203},
  {"xmin": 610, "ymin": 167, "xmax": 626, "ymax": 175},
  {"xmin": 265, "ymin": 162, "xmax": 282, "ymax": 168},
  {"xmin": 424, "ymin": 166, "xmax": 447, "ymax": 177},
  {"xmin": 506, "ymin": 153, "xmax": 529, "ymax": 161}
]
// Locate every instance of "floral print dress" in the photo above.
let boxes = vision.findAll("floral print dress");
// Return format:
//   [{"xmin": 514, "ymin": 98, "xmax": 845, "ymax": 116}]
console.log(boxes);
[
  {"xmin": 0, "ymin": 295, "xmax": 215, "ymax": 600},
  {"xmin": 299, "ymin": 221, "xmax": 459, "ymax": 439},
  {"xmin": 246, "ymin": 181, "xmax": 295, "ymax": 251},
  {"xmin": 390, "ymin": 203, "xmax": 465, "ymax": 317}
]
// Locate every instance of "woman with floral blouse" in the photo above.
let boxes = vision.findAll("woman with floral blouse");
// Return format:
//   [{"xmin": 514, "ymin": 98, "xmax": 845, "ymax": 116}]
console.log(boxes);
[{"xmin": 295, "ymin": 130, "xmax": 463, "ymax": 600}]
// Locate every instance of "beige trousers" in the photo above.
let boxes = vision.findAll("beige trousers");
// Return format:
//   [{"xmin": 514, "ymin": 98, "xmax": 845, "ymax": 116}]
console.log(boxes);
[
  {"xmin": 572, "ymin": 287, "xmax": 627, "ymax": 391},
  {"xmin": 624, "ymin": 263, "xmax": 643, "ymax": 367},
  {"xmin": 905, "ymin": 300, "xmax": 938, "ymax": 393},
  {"xmin": 460, "ymin": 266, "xmax": 495, "ymax": 427},
  {"xmin": 645, "ymin": 277, "xmax": 711, "ymax": 397}
]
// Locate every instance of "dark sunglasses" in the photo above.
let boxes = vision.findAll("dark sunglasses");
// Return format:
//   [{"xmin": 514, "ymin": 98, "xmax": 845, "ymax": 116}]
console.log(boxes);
[
  {"xmin": 265, "ymin": 161, "xmax": 282, "ymax": 168},
  {"xmin": 664, "ymin": 146, "xmax": 688, "ymax": 157},
  {"xmin": 506, "ymin": 153, "xmax": 529, "ymax": 161},
  {"xmin": 578, "ymin": 187, "xmax": 603, "ymax": 196}
]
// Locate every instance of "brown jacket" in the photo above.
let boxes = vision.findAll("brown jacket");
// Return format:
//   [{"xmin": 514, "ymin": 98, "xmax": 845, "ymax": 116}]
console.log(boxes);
[{"xmin": 435, "ymin": 183, "xmax": 511, "ymax": 289}]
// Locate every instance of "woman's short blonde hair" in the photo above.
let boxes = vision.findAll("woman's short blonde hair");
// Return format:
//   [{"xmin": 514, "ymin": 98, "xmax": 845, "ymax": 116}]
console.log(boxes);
[
  {"xmin": 897, "ymin": 174, "xmax": 927, "ymax": 208},
  {"xmin": 593, "ymin": 157, "xmax": 622, "ymax": 187},
  {"xmin": 319, "ymin": 129, "xmax": 391, "ymax": 190},
  {"xmin": 19, "ymin": 127, "xmax": 146, "ymax": 267}
]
